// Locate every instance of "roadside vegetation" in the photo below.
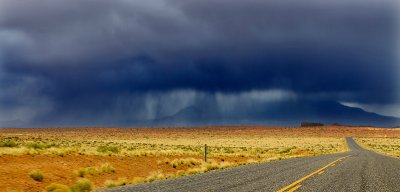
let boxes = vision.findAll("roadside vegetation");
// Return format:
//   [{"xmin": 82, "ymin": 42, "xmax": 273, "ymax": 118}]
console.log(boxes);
[
  {"xmin": 356, "ymin": 137, "xmax": 400, "ymax": 158},
  {"xmin": 46, "ymin": 178, "xmax": 94, "ymax": 192},
  {"xmin": 2, "ymin": 126, "xmax": 394, "ymax": 191},
  {"xmin": 75, "ymin": 163, "xmax": 116, "ymax": 177}
]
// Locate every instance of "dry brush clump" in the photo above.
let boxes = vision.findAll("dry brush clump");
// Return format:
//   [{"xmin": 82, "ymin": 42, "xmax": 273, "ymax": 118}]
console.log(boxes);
[
  {"xmin": 104, "ymin": 177, "xmax": 129, "ymax": 188},
  {"xmin": 158, "ymin": 158, "xmax": 236, "ymax": 175},
  {"xmin": 99, "ymin": 163, "xmax": 116, "ymax": 173},
  {"xmin": 76, "ymin": 167, "xmax": 96, "ymax": 177},
  {"xmin": 45, "ymin": 178, "xmax": 94, "ymax": 192},
  {"xmin": 70, "ymin": 178, "xmax": 94, "ymax": 192},
  {"xmin": 29, "ymin": 169, "xmax": 44, "ymax": 181},
  {"xmin": 167, "ymin": 158, "xmax": 203, "ymax": 168},
  {"xmin": 45, "ymin": 183, "xmax": 70, "ymax": 192},
  {"xmin": 0, "ymin": 140, "xmax": 19, "ymax": 147},
  {"xmin": 104, "ymin": 177, "xmax": 146, "ymax": 188},
  {"xmin": 75, "ymin": 163, "xmax": 116, "ymax": 177},
  {"xmin": 97, "ymin": 145, "xmax": 120, "ymax": 154}
]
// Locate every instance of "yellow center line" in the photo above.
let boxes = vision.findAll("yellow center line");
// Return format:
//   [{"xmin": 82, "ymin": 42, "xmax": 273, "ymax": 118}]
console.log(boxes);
[
  {"xmin": 276, "ymin": 155, "xmax": 351, "ymax": 192},
  {"xmin": 318, "ymin": 171, "xmax": 324, "ymax": 174},
  {"xmin": 287, "ymin": 185, "xmax": 301, "ymax": 192}
]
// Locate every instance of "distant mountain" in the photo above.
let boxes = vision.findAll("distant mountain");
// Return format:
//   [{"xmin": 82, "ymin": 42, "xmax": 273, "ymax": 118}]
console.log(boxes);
[{"xmin": 153, "ymin": 100, "xmax": 400, "ymax": 127}]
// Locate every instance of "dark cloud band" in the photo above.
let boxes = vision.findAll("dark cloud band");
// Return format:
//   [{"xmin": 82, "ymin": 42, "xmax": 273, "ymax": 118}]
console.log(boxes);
[{"xmin": 0, "ymin": 0, "xmax": 398, "ymax": 126}]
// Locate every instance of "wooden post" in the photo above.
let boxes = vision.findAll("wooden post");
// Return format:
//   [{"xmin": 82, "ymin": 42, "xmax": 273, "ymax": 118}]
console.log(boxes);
[{"xmin": 204, "ymin": 144, "xmax": 207, "ymax": 162}]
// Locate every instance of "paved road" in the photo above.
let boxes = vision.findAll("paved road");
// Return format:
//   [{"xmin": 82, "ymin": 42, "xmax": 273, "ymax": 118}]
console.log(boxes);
[{"xmin": 108, "ymin": 137, "xmax": 400, "ymax": 192}]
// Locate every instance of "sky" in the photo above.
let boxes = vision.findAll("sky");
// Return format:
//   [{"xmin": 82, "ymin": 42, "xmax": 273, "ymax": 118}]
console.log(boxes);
[{"xmin": 0, "ymin": 0, "xmax": 399, "ymax": 127}]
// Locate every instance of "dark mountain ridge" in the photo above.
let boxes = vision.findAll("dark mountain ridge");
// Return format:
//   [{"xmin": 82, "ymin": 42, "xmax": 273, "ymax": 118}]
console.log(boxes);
[{"xmin": 154, "ymin": 100, "xmax": 399, "ymax": 127}]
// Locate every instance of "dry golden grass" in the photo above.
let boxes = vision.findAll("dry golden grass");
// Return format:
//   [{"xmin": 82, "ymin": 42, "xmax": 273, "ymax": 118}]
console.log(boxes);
[
  {"xmin": 356, "ymin": 137, "xmax": 400, "ymax": 158},
  {"xmin": 1, "ymin": 126, "xmax": 397, "ymax": 191},
  {"xmin": 0, "ymin": 127, "xmax": 349, "ymax": 158}
]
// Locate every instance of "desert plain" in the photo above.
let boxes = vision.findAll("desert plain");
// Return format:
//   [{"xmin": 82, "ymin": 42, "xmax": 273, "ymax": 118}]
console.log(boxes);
[{"xmin": 0, "ymin": 126, "xmax": 399, "ymax": 192}]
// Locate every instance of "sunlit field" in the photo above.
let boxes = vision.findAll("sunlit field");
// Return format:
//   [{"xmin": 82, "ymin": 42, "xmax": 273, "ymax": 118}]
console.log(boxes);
[
  {"xmin": 356, "ymin": 137, "xmax": 400, "ymax": 158},
  {"xmin": 0, "ymin": 126, "xmax": 398, "ymax": 192}
]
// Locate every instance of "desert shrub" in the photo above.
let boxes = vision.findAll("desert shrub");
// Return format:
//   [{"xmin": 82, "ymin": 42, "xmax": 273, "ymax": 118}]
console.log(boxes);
[
  {"xmin": 104, "ymin": 177, "xmax": 128, "ymax": 188},
  {"xmin": 0, "ymin": 141, "xmax": 18, "ymax": 147},
  {"xmin": 45, "ymin": 183, "xmax": 70, "ymax": 192},
  {"xmin": 27, "ymin": 143, "xmax": 56, "ymax": 150},
  {"xmin": 70, "ymin": 178, "xmax": 93, "ymax": 192},
  {"xmin": 97, "ymin": 145, "xmax": 119, "ymax": 153},
  {"xmin": 76, "ymin": 169, "xmax": 86, "ymax": 177},
  {"xmin": 85, "ymin": 167, "xmax": 97, "ymax": 175},
  {"xmin": 187, "ymin": 168, "xmax": 205, "ymax": 175},
  {"xmin": 76, "ymin": 163, "xmax": 115, "ymax": 177},
  {"xmin": 176, "ymin": 170, "xmax": 187, "ymax": 176},
  {"xmin": 170, "ymin": 158, "xmax": 203, "ymax": 168},
  {"xmin": 53, "ymin": 148, "xmax": 76, "ymax": 157},
  {"xmin": 131, "ymin": 177, "xmax": 145, "ymax": 184},
  {"xmin": 104, "ymin": 180, "xmax": 117, "ymax": 188},
  {"xmin": 146, "ymin": 171, "xmax": 166, "ymax": 182},
  {"xmin": 99, "ymin": 163, "xmax": 116, "ymax": 173},
  {"xmin": 204, "ymin": 163, "xmax": 220, "ymax": 171},
  {"xmin": 278, "ymin": 147, "xmax": 292, "ymax": 154},
  {"xmin": 29, "ymin": 170, "xmax": 44, "ymax": 181},
  {"xmin": 76, "ymin": 167, "xmax": 96, "ymax": 177}
]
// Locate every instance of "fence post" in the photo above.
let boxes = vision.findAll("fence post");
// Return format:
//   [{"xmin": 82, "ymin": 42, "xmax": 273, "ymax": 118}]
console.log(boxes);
[{"xmin": 204, "ymin": 144, "xmax": 207, "ymax": 162}]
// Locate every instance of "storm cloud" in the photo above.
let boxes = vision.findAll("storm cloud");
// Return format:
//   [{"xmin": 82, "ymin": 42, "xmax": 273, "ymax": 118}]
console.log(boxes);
[{"xmin": 0, "ymin": 0, "xmax": 398, "ymax": 126}]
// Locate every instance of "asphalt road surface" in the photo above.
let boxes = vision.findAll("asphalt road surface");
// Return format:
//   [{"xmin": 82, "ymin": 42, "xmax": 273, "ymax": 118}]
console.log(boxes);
[{"xmin": 108, "ymin": 137, "xmax": 400, "ymax": 192}]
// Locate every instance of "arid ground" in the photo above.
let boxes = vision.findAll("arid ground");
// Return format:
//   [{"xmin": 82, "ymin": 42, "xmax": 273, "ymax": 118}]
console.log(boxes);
[{"xmin": 0, "ymin": 126, "xmax": 399, "ymax": 192}]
